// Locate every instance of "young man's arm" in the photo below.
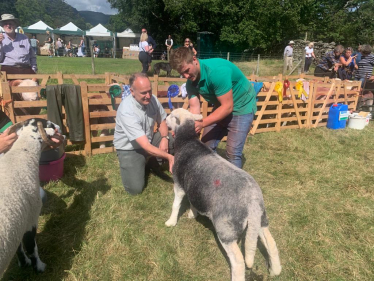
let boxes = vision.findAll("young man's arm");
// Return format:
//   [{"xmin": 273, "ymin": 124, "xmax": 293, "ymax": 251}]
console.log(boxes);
[{"xmin": 194, "ymin": 90, "xmax": 233, "ymax": 133}]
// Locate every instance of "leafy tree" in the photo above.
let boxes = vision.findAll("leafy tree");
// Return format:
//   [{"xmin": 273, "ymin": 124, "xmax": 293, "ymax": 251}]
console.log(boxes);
[
  {"xmin": 107, "ymin": 0, "xmax": 373, "ymax": 53},
  {"xmin": 0, "ymin": 0, "xmax": 18, "ymax": 18}
]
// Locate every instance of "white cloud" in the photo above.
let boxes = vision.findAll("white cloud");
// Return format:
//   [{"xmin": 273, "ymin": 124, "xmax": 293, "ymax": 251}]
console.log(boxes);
[{"xmin": 64, "ymin": 0, "xmax": 118, "ymax": 15}]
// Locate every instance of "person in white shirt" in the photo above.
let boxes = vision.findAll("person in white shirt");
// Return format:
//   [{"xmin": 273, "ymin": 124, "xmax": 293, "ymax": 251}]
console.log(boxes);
[
  {"xmin": 138, "ymin": 32, "xmax": 150, "ymax": 73},
  {"xmin": 284, "ymin": 41, "xmax": 294, "ymax": 70},
  {"xmin": 165, "ymin": 35, "xmax": 173, "ymax": 60},
  {"xmin": 304, "ymin": 42, "xmax": 316, "ymax": 73}
]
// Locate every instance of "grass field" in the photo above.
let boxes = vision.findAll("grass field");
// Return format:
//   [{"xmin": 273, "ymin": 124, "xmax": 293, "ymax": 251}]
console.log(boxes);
[
  {"xmin": 35, "ymin": 56, "xmax": 291, "ymax": 77},
  {"xmin": 1, "ymin": 57, "xmax": 373, "ymax": 281}
]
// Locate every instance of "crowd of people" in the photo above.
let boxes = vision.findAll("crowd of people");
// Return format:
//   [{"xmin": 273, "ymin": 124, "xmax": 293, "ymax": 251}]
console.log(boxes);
[{"xmin": 284, "ymin": 41, "xmax": 373, "ymax": 85}]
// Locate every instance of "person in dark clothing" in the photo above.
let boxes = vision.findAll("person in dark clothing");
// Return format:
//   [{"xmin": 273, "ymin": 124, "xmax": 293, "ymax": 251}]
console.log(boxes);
[{"xmin": 141, "ymin": 28, "xmax": 156, "ymax": 67}]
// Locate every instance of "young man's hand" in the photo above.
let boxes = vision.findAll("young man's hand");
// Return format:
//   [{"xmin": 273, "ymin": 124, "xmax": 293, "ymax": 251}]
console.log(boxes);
[{"xmin": 195, "ymin": 120, "xmax": 203, "ymax": 133}]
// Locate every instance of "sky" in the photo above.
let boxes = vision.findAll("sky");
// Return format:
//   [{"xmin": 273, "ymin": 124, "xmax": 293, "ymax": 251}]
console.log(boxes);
[{"xmin": 64, "ymin": 0, "xmax": 118, "ymax": 15}]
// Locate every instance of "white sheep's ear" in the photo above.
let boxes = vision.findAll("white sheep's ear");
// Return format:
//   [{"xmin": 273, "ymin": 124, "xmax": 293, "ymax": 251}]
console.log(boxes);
[{"xmin": 192, "ymin": 114, "xmax": 203, "ymax": 121}]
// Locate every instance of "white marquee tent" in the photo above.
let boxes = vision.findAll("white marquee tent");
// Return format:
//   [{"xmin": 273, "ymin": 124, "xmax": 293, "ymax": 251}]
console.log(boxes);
[
  {"xmin": 85, "ymin": 24, "xmax": 113, "ymax": 37},
  {"xmin": 116, "ymin": 28, "xmax": 140, "ymax": 50}
]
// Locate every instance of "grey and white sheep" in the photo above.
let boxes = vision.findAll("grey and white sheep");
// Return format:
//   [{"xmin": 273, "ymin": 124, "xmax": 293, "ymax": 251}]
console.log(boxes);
[
  {"xmin": 0, "ymin": 118, "xmax": 57, "ymax": 276},
  {"xmin": 165, "ymin": 108, "xmax": 281, "ymax": 281}
]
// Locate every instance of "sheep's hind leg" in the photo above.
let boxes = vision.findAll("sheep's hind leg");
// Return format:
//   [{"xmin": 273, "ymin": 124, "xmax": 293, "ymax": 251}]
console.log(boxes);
[
  {"xmin": 244, "ymin": 218, "xmax": 260, "ymax": 270},
  {"xmin": 165, "ymin": 183, "xmax": 185, "ymax": 227},
  {"xmin": 259, "ymin": 227, "xmax": 281, "ymax": 276},
  {"xmin": 23, "ymin": 227, "xmax": 46, "ymax": 273},
  {"xmin": 16, "ymin": 244, "xmax": 31, "ymax": 267},
  {"xmin": 187, "ymin": 203, "xmax": 198, "ymax": 219},
  {"xmin": 219, "ymin": 240, "xmax": 245, "ymax": 281}
]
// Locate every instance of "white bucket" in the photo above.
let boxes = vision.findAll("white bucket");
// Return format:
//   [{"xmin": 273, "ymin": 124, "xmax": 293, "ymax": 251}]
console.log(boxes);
[{"xmin": 348, "ymin": 115, "xmax": 367, "ymax": 130}]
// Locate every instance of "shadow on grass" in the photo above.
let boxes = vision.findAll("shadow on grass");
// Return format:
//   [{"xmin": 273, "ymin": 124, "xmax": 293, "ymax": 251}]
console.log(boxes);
[{"xmin": 2, "ymin": 155, "xmax": 111, "ymax": 281}]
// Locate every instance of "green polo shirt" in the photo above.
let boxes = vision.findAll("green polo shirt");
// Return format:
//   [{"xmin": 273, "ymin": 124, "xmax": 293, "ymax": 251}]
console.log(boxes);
[{"xmin": 186, "ymin": 58, "xmax": 257, "ymax": 116}]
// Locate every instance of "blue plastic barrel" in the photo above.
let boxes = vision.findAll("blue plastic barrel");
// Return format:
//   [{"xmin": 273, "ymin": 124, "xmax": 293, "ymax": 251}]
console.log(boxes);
[{"xmin": 327, "ymin": 104, "xmax": 349, "ymax": 129}]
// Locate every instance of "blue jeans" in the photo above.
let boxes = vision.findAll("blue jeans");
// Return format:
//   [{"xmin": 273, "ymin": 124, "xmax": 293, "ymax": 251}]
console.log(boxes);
[
  {"xmin": 356, "ymin": 77, "xmax": 366, "ymax": 88},
  {"xmin": 201, "ymin": 113, "xmax": 254, "ymax": 168},
  {"xmin": 32, "ymin": 47, "xmax": 37, "ymax": 55}
]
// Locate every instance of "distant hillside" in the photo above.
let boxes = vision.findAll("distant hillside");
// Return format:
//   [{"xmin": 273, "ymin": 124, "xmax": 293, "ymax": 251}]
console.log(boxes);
[
  {"xmin": 79, "ymin": 11, "xmax": 111, "ymax": 26},
  {"xmin": 0, "ymin": 0, "xmax": 87, "ymax": 30}
]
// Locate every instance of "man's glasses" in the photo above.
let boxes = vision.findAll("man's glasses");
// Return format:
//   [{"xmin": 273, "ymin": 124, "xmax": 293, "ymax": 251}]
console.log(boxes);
[
  {"xmin": 185, "ymin": 41, "xmax": 190, "ymax": 43},
  {"xmin": 142, "ymin": 30, "xmax": 146, "ymax": 33}
]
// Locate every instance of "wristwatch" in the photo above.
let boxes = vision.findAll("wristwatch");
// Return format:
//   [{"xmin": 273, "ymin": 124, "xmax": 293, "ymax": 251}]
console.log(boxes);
[{"xmin": 161, "ymin": 135, "xmax": 170, "ymax": 140}]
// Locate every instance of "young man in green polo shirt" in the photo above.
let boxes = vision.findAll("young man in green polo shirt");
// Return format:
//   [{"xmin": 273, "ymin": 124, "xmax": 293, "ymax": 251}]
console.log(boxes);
[{"xmin": 170, "ymin": 47, "xmax": 256, "ymax": 168}]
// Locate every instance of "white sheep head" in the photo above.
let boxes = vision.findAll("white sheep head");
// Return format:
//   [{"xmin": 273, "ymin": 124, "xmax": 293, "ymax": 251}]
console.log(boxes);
[
  {"xmin": 8, "ymin": 118, "xmax": 59, "ymax": 150},
  {"xmin": 166, "ymin": 108, "xmax": 203, "ymax": 131}
]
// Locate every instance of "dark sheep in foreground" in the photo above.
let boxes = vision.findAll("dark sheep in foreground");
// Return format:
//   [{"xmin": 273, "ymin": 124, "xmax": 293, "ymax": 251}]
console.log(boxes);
[{"xmin": 165, "ymin": 108, "xmax": 281, "ymax": 281}]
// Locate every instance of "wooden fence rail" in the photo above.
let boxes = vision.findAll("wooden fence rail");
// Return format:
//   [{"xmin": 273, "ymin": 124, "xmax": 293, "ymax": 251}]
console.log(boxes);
[{"xmin": 0, "ymin": 72, "xmax": 361, "ymax": 156}]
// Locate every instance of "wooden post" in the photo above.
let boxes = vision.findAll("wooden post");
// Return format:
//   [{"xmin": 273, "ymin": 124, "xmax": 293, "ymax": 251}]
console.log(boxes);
[
  {"xmin": 289, "ymin": 83, "xmax": 303, "ymax": 128},
  {"xmin": 283, "ymin": 53, "xmax": 287, "ymax": 76},
  {"xmin": 152, "ymin": 75, "xmax": 158, "ymax": 97},
  {"xmin": 91, "ymin": 46, "xmax": 95, "ymax": 75},
  {"xmin": 250, "ymin": 82, "xmax": 275, "ymax": 135},
  {"xmin": 301, "ymin": 49, "xmax": 306, "ymax": 74},
  {"xmin": 1, "ymin": 82, "xmax": 15, "ymax": 124},
  {"xmin": 57, "ymin": 72, "xmax": 63, "ymax": 84},
  {"xmin": 105, "ymin": 72, "xmax": 111, "ymax": 85},
  {"xmin": 256, "ymin": 54, "xmax": 260, "ymax": 75},
  {"xmin": 313, "ymin": 82, "xmax": 335, "ymax": 128},
  {"xmin": 276, "ymin": 97, "xmax": 282, "ymax": 132},
  {"xmin": 80, "ymin": 81, "xmax": 92, "ymax": 156},
  {"xmin": 307, "ymin": 82, "xmax": 314, "ymax": 128},
  {"xmin": 227, "ymin": 52, "xmax": 230, "ymax": 61}
]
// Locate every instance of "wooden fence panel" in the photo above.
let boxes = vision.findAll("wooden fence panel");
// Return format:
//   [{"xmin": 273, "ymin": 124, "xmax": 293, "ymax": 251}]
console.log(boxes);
[{"xmin": 0, "ymin": 72, "xmax": 361, "ymax": 156}]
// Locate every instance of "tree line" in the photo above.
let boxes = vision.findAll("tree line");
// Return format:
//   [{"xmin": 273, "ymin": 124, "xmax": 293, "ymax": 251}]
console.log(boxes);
[
  {"xmin": 106, "ymin": 0, "xmax": 374, "ymax": 53},
  {"xmin": 1, "ymin": 0, "xmax": 372, "ymax": 54}
]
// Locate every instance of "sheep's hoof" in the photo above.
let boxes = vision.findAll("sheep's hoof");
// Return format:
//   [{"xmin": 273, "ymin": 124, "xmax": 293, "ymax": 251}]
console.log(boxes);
[
  {"xmin": 35, "ymin": 261, "xmax": 46, "ymax": 273},
  {"xmin": 269, "ymin": 265, "xmax": 281, "ymax": 277},
  {"xmin": 18, "ymin": 257, "xmax": 31, "ymax": 267},
  {"xmin": 165, "ymin": 219, "xmax": 177, "ymax": 227}
]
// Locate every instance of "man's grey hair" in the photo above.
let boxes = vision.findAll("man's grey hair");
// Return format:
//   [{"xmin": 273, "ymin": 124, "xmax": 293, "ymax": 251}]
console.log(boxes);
[
  {"xmin": 334, "ymin": 45, "xmax": 344, "ymax": 53},
  {"xmin": 129, "ymin": 73, "xmax": 149, "ymax": 88},
  {"xmin": 360, "ymin": 44, "xmax": 372, "ymax": 56}
]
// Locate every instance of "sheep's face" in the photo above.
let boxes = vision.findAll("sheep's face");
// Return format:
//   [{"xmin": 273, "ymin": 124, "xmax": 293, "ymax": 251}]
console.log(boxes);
[
  {"xmin": 166, "ymin": 108, "xmax": 203, "ymax": 131},
  {"xmin": 9, "ymin": 119, "xmax": 60, "ymax": 149}
]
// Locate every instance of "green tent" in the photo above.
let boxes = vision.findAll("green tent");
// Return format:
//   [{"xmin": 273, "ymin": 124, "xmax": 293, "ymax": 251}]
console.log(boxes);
[{"xmin": 22, "ymin": 20, "xmax": 53, "ymax": 34}]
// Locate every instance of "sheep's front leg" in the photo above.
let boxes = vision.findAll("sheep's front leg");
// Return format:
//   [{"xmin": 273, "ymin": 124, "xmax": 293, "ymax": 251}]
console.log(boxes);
[{"xmin": 165, "ymin": 183, "xmax": 185, "ymax": 227}]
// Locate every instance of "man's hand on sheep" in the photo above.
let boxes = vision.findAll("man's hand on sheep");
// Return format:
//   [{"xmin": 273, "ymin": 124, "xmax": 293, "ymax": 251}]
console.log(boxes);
[
  {"xmin": 159, "ymin": 138, "xmax": 169, "ymax": 153},
  {"xmin": 167, "ymin": 155, "xmax": 174, "ymax": 174},
  {"xmin": 48, "ymin": 129, "xmax": 65, "ymax": 149},
  {"xmin": 0, "ymin": 128, "xmax": 18, "ymax": 153}
]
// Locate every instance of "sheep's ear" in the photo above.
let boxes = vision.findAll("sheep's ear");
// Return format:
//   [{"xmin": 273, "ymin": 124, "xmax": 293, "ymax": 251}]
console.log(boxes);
[{"xmin": 192, "ymin": 114, "xmax": 203, "ymax": 121}]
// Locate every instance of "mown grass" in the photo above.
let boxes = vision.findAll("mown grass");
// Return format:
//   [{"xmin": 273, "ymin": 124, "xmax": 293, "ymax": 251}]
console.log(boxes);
[
  {"xmin": 2, "ymin": 57, "xmax": 373, "ymax": 280},
  {"xmin": 36, "ymin": 56, "xmax": 290, "ymax": 77},
  {"xmin": 2, "ymin": 124, "xmax": 374, "ymax": 281}
]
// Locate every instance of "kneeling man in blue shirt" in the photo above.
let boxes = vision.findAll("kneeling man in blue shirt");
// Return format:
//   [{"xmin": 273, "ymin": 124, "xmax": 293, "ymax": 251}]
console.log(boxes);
[{"xmin": 114, "ymin": 73, "xmax": 174, "ymax": 195}]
